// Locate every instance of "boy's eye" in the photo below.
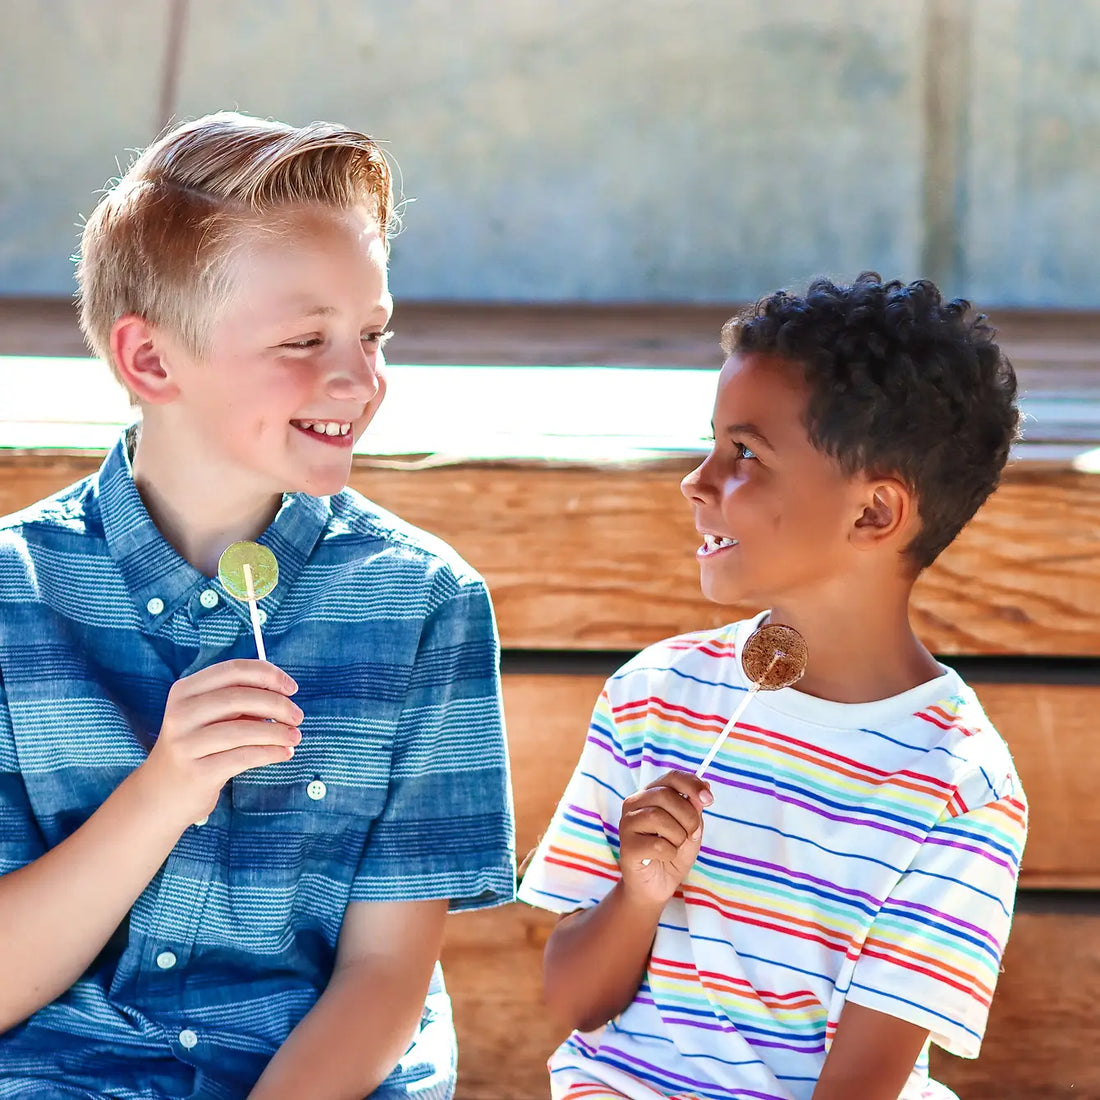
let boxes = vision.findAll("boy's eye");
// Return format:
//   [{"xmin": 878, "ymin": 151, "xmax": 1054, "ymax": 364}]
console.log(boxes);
[
  {"xmin": 363, "ymin": 329, "xmax": 394, "ymax": 347},
  {"xmin": 705, "ymin": 433, "xmax": 756, "ymax": 462},
  {"xmin": 281, "ymin": 337, "xmax": 322, "ymax": 350}
]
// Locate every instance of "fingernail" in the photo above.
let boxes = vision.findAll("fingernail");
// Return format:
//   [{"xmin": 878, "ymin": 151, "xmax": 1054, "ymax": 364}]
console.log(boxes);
[
  {"xmin": 287, "ymin": 746, "xmax": 295, "ymax": 758},
  {"xmin": 286, "ymin": 677, "xmax": 299, "ymax": 693},
  {"xmin": 700, "ymin": 790, "xmax": 714, "ymax": 806},
  {"xmin": 691, "ymin": 825, "xmax": 703, "ymax": 839}
]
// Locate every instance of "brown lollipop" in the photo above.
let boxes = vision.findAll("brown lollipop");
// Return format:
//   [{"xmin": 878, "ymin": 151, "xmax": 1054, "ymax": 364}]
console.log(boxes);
[{"xmin": 695, "ymin": 622, "xmax": 808, "ymax": 779}]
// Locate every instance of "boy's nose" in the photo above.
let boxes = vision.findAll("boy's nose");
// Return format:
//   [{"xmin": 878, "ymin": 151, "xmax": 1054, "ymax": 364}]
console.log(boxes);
[
  {"xmin": 681, "ymin": 459, "xmax": 712, "ymax": 504},
  {"xmin": 326, "ymin": 347, "xmax": 383, "ymax": 405}
]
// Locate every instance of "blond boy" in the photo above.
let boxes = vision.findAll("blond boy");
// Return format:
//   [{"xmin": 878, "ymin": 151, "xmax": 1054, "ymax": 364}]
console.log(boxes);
[{"xmin": 0, "ymin": 112, "xmax": 514, "ymax": 1099}]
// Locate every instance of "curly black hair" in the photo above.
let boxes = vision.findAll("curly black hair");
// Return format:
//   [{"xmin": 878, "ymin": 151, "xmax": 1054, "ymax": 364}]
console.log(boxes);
[{"xmin": 723, "ymin": 272, "xmax": 1019, "ymax": 569}]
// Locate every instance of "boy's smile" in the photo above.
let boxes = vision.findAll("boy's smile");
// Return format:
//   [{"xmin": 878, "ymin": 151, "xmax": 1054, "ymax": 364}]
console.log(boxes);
[{"xmin": 682, "ymin": 351, "xmax": 868, "ymax": 608}]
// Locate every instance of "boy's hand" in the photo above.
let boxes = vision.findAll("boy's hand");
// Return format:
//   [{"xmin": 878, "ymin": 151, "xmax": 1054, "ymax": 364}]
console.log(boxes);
[
  {"xmin": 618, "ymin": 771, "xmax": 712, "ymax": 907},
  {"xmin": 138, "ymin": 660, "xmax": 303, "ymax": 826}
]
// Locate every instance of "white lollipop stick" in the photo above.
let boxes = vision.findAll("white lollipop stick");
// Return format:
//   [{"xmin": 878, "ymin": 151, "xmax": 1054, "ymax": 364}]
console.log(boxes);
[
  {"xmin": 695, "ymin": 680, "xmax": 765, "ymax": 779},
  {"xmin": 242, "ymin": 562, "xmax": 267, "ymax": 661},
  {"xmin": 695, "ymin": 653, "xmax": 779, "ymax": 779}
]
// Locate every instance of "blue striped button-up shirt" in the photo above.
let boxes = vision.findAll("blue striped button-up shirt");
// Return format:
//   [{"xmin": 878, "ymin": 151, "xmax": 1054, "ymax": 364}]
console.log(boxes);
[{"xmin": 0, "ymin": 431, "xmax": 515, "ymax": 1099}]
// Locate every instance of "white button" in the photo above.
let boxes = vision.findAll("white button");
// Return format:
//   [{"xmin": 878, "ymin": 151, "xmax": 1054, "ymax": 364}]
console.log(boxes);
[
  {"xmin": 193, "ymin": 815, "xmax": 209, "ymax": 828},
  {"xmin": 306, "ymin": 780, "xmax": 327, "ymax": 801},
  {"xmin": 257, "ymin": 608, "xmax": 268, "ymax": 626},
  {"xmin": 178, "ymin": 1028, "xmax": 198, "ymax": 1049},
  {"xmin": 146, "ymin": 597, "xmax": 165, "ymax": 615},
  {"xmin": 199, "ymin": 589, "xmax": 219, "ymax": 609},
  {"xmin": 156, "ymin": 950, "xmax": 177, "ymax": 970}
]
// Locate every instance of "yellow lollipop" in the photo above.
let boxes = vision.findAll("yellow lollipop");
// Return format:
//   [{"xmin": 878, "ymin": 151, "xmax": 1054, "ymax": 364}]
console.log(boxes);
[{"xmin": 218, "ymin": 541, "xmax": 279, "ymax": 660}]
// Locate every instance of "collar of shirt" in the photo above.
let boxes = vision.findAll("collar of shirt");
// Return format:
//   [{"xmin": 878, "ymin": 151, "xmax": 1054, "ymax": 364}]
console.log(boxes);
[{"xmin": 94, "ymin": 426, "xmax": 330, "ymax": 632}]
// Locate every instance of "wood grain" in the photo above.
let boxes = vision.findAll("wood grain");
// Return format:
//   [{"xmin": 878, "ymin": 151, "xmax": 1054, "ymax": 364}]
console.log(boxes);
[
  {"xmin": 2, "ymin": 454, "xmax": 1098, "ymax": 655},
  {"xmin": 503, "ymin": 674, "xmax": 1099, "ymax": 890},
  {"xmin": 440, "ymin": 905, "xmax": 1100, "ymax": 1100}
]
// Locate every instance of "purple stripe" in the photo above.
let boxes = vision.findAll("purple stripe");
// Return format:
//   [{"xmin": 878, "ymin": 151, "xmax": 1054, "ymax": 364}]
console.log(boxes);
[
  {"xmin": 633, "ymin": 997, "xmax": 825, "ymax": 1054},
  {"xmin": 922, "ymin": 835, "xmax": 1015, "ymax": 874},
  {"xmin": 588, "ymin": 730, "xmax": 633, "ymax": 770},
  {"xmin": 591, "ymin": 1041, "xmax": 789, "ymax": 1099},
  {"xmin": 701, "ymin": 851, "xmax": 886, "ymax": 908},
  {"xmin": 887, "ymin": 895, "xmax": 1003, "ymax": 944},
  {"xmin": 564, "ymin": 802, "xmax": 621, "ymax": 841},
  {"xmin": 653, "ymin": 762, "xmax": 924, "ymax": 845}
]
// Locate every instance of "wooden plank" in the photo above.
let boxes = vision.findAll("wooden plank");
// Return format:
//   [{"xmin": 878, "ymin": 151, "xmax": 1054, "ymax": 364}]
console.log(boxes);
[
  {"xmin": 440, "ymin": 905, "xmax": 1100, "ymax": 1100},
  {"xmin": 2, "ymin": 455, "xmax": 1099, "ymax": 656},
  {"xmin": 4, "ymin": 296, "xmax": 1100, "ymax": 383},
  {"xmin": 502, "ymin": 675, "xmax": 1100, "ymax": 890}
]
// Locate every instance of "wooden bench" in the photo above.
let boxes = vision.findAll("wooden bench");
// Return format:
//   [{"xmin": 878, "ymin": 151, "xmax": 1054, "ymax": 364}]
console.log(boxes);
[{"xmin": 1, "ymin": 300, "xmax": 1098, "ymax": 1098}]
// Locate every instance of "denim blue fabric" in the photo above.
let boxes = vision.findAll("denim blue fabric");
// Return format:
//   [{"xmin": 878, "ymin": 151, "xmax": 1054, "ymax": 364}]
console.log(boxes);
[{"xmin": 0, "ymin": 430, "xmax": 515, "ymax": 1099}]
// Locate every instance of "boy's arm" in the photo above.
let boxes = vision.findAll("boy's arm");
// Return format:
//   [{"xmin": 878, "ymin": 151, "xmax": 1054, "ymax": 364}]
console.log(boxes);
[
  {"xmin": 248, "ymin": 897, "xmax": 448, "ymax": 1100},
  {"xmin": 0, "ymin": 661, "xmax": 300, "ymax": 1033},
  {"xmin": 542, "ymin": 770, "xmax": 711, "ymax": 1032},
  {"xmin": 811, "ymin": 1003, "xmax": 929, "ymax": 1100}
]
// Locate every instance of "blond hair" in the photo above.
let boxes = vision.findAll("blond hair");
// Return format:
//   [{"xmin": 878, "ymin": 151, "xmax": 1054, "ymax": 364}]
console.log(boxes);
[{"xmin": 76, "ymin": 111, "xmax": 393, "ymax": 383}]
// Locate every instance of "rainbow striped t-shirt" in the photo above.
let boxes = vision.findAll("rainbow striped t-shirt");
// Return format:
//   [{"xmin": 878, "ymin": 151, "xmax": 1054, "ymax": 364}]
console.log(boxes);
[{"xmin": 518, "ymin": 615, "xmax": 1027, "ymax": 1100}]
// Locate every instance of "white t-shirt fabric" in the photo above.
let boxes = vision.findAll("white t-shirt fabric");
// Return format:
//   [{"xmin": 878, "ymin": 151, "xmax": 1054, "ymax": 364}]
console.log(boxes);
[{"xmin": 518, "ymin": 615, "xmax": 1028, "ymax": 1100}]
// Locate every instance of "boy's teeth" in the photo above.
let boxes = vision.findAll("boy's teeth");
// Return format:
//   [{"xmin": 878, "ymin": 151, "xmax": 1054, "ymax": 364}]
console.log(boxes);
[
  {"xmin": 297, "ymin": 420, "xmax": 350, "ymax": 436},
  {"xmin": 704, "ymin": 534, "xmax": 737, "ymax": 550}
]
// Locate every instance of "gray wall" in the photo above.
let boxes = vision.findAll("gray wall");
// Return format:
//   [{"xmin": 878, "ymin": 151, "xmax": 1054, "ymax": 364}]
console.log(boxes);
[{"xmin": 1, "ymin": 0, "xmax": 1098, "ymax": 306}]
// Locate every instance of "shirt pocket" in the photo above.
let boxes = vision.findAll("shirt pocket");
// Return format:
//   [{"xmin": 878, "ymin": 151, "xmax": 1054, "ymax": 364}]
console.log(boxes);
[
  {"xmin": 227, "ymin": 776, "xmax": 390, "ymax": 945},
  {"xmin": 230, "ymin": 774, "xmax": 387, "ymax": 832}
]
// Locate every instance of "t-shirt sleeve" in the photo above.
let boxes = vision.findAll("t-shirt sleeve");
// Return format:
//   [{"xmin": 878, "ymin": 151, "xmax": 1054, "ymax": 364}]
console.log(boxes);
[
  {"xmin": 351, "ymin": 575, "xmax": 515, "ymax": 911},
  {"xmin": 517, "ymin": 683, "xmax": 638, "ymax": 913},
  {"xmin": 0, "ymin": 675, "xmax": 46, "ymax": 877},
  {"xmin": 845, "ymin": 768, "xmax": 1028, "ymax": 1058}
]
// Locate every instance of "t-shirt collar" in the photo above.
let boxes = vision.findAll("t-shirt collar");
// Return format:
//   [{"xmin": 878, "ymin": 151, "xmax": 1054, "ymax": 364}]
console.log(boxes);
[{"xmin": 735, "ymin": 610, "xmax": 959, "ymax": 729}]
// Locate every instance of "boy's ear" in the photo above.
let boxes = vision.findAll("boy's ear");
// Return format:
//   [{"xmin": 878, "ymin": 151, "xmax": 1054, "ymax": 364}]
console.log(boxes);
[
  {"xmin": 110, "ymin": 314, "xmax": 180, "ymax": 405},
  {"xmin": 850, "ymin": 478, "xmax": 911, "ymax": 548}
]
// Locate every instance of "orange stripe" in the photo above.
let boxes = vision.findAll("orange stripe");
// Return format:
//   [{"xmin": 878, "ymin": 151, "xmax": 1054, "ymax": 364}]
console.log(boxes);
[
  {"xmin": 648, "ymin": 962, "xmax": 818, "ymax": 1010},
  {"xmin": 859, "ymin": 944, "xmax": 993, "ymax": 1005},
  {"xmin": 683, "ymin": 890, "xmax": 850, "ymax": 955},
  {"xmin": 546, "ymin": 844, "xmax": 619, "ymax": 875},
  {"xmin": 863, "ymin": 935, "xmax": 995, "ymax": 999}
]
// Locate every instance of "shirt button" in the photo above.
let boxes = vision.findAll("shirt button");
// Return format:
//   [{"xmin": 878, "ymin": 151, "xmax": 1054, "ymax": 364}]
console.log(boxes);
[
  {"xmin": 156, "ymin": 950, "xmax": 177, "ymax": 970},
  {"xmin": 146, "ymin": 597, "xmax": 165, "ymax": 615},
  {"xmin": 257, "ymin": 608, "xmax": 268, "ymax": 626},
  {"xmin": 178, "ymin": 1028, "xmax": 198, "ymax": 1049},
  {"xmin": 306, "ymin": 780, "xmax": 327, "ymax": 801},
  {"xmin": 193, "ymin": 815, "xmax": 209, "ymax": 828},
  {"xmin": 199, "ymin": 588, "xmax": 219, "ymax": 609}
]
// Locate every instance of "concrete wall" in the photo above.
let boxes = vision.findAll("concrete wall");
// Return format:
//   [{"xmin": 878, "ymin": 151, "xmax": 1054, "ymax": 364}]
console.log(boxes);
[{"xmin": 1, "ymin": 0, "xmax": 1098, "ymax": 306}]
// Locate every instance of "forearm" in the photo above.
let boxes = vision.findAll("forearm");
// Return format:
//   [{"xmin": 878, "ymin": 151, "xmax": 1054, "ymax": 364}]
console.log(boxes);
[
  {"xmin": 248, "ymin": 957, "xmax": 430, "ymax": 1100},
  {"xmin": 0, "ymin": 766, "xmax": 188, "ymax": 1032},
  {"xmin": 543, "ymin": 881, "xmax": 665, "ymax": 1032}
]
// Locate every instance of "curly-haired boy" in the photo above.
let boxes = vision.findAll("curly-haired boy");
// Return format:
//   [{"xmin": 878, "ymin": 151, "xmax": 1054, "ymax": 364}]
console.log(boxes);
[{"xmin": 520, "ymin": 273, "xmax": 1026, "ymax": 1100}]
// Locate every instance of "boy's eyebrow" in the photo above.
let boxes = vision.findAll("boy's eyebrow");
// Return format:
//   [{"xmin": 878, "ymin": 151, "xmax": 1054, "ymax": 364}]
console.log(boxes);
[
  {"xmin": 288, "ymin": 302, "xmax": 392, "ymax": 321},
  {"xmin": 719, "ymin": 422, "xmax": 774, "ymax": 450}
]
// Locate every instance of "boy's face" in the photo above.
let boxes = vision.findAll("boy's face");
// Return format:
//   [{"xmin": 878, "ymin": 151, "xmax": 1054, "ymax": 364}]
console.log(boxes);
[
  {"xmin": 681, "ymin": 351, "xmax": 871, "ymax": 608},
  {"xmin": 154, "ymin": 205, "xmax": 392, "ymax": 499}
]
